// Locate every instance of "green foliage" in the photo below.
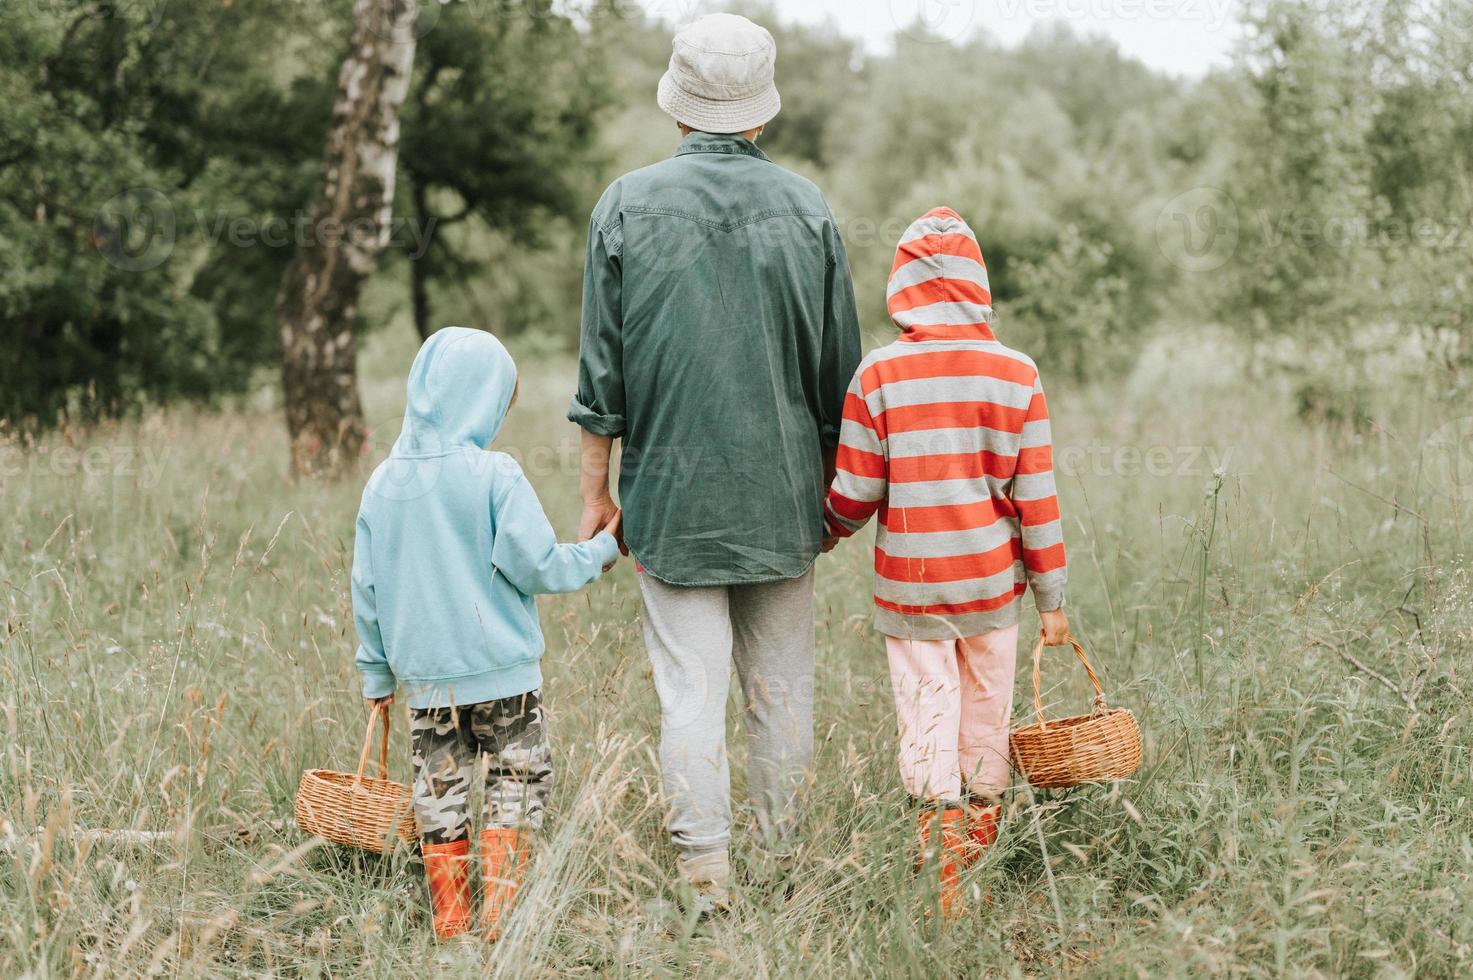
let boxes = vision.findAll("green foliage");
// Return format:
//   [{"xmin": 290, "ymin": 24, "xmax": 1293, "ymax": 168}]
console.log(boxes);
[
  {"xmin": 743, "ymin": 6, "xmax": 862, "ymax": 169},
  {"xmin": 0, "ymin": 0, "xmax": 613, "ymax": 426},
  {"xmin": 811, "ymin": 29, "xmax": 1180, "ymax": 373},
  {"xmin": 0, "ymin": 0, "xmax": 337, "ymax": 428},
  {"xmin": 1008, "ymin": 225, "xmax": 1132, "ymax": 381},
  {"xmin": 396, "ymin": 0, "xmax": 612, "ymax": 339},
  {"xmin": 1217, "ymin": 0, "xmax": 1383, "ymax": 336},
  {"xmin": 1181, "ymin": 0, "xmax": 1473, "ymax": 418},
  {"xmin": 4, "ymin": 0, "xmax": 1470, "ymax": 425}
]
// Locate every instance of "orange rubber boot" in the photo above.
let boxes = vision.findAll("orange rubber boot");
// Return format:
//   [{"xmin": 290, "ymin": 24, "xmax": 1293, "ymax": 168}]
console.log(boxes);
[
  {"xmin": 916, "ymin": 808, "xmax": 967, "ymax": 922},
  {"xmin": 480, "ymin": 828, "xmax": 531, "ymax": 941},
  {"xmin": 964, "ymin": 802, "xmax": 1001, "ymax": 866},
  {"xmin": 422, "ymin": 839, "xmax": 473, "ymax": 939}
]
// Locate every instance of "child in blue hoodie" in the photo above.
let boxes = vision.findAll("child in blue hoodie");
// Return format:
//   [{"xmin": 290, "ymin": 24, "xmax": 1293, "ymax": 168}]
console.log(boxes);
[{"xmin": 351, "ymin": 327, "xmax": 621, "ymax": 941}]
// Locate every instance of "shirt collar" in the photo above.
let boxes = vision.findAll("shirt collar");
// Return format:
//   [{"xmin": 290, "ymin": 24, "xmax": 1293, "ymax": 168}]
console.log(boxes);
[{"xmin": 674, "ymin": 131, "xmax": 771, "ymax": 162}]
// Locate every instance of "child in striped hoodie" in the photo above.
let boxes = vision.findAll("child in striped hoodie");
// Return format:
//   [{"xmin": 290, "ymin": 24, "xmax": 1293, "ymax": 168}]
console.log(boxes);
[{"xmin": 823, "ymin": 207, "xmax": 1070, "ymax": 917}]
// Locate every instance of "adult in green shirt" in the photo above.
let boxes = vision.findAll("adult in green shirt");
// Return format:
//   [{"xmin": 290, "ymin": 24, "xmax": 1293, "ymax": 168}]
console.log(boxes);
[{"xmin": 570, "ymin": 14, "xmax": 862, "ymax": 911}]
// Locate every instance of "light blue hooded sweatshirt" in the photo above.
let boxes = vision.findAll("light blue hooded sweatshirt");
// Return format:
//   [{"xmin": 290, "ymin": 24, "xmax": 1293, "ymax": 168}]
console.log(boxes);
[{"xmin": 352, "ymin": 327, "xmax": 619, "ymax": 709}]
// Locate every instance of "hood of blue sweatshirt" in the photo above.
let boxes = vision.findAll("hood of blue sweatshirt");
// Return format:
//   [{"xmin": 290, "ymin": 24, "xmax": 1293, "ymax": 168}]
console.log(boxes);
[
  {"xmin": 393, "ymin": 326, "xmax": 517, "ymax": 457},
  {"xmin": 351, "ymin": 327, "xmax": 618, "ymax": 710}
]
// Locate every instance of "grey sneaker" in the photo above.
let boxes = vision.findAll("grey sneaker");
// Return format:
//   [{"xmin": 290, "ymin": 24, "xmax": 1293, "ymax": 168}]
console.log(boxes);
[{"xmin": 676, "ymin": 849, "xmax": 733, "ymax": 916}]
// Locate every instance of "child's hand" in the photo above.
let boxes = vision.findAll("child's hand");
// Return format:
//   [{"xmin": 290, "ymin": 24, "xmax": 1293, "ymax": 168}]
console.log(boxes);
[
  {"xmin": 820, "ymin": 535, "xmax": 840, "ymax": 553},
  {"xmin": 366, "ymin": 694, "xmax": 394, "ymax": 712},
  {"xmin": 580, "ymin": 496, "xmax": 628, "ymax": 555},
  {"xmin": 600, "ymin": 510, "xmax": 622, "ymax": 572},
  {"xmin": 600, "ymin": 509, "xmax": 622, "ymax": 538},
  {"xmin": 1040, "ymin": 608, "xmax": 1070, "ymax": 646}
]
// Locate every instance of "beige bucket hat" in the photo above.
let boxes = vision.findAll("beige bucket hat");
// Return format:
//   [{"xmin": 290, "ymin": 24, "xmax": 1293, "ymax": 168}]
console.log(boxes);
[{"xmin": 657, "ymin": 13, "xmax": 781, "ymax": 135}]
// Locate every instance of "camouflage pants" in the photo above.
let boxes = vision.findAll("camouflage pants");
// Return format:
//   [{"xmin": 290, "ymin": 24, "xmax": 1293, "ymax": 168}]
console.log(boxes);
[{"xmin": 408, "ymin": 691, "xmax": 552, "ymax": 844}]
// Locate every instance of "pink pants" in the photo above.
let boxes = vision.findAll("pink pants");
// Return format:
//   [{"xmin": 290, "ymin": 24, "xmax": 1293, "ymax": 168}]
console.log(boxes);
[{"xmin": 885, "ymin": 624, "xmax": 1019, "ymax": 802}]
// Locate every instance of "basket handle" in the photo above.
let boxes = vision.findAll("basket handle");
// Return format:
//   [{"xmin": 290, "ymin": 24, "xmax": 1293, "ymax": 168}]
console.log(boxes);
[
  {"xmin": 354, "ymin": 703, "xmax": 391, "ymax": 782},
  {"xmin": 1030, "ymin": 632, "xmax": 1108, "ymax": 730}
]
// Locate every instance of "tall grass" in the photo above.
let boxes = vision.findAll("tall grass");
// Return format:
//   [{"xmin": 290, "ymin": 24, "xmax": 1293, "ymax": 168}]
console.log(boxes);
[{"xmin": 2, "ymin": 336, "xmax": 1470, "ymax": 977}]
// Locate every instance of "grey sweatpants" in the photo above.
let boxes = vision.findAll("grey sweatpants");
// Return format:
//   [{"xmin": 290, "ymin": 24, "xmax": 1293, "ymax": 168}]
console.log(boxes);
[{"xmin": 639, "ymin": 568, "xmax": 816, "ymax": 860}]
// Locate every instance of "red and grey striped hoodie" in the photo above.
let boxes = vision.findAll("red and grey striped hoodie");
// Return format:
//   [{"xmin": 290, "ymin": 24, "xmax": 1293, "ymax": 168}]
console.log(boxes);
[{"xmin": 823, "ymin": 207, "xmax": 1067, "ymax": 640}]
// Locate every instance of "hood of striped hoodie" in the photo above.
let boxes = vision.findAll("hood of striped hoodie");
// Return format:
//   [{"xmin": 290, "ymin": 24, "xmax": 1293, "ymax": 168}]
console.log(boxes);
[{"xmin": 886, "ymin": 207, "xmax": 995, "ymax": 341}]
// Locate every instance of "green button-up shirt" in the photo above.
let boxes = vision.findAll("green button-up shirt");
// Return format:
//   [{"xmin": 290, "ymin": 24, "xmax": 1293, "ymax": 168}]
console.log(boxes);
[{"xmin": 569, "ymin": 132, "xmax": 863, "ymax": 586}]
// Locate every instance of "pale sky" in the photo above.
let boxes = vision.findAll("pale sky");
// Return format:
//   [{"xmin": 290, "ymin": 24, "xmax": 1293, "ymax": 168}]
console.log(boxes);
[{"xmin": 637, "ymin": 0, "xmax": 1242, "ymax": 79}]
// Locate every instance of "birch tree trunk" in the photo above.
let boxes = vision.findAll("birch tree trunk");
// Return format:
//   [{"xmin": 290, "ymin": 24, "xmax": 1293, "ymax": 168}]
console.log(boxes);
[{"xmin": 276, "ymin": 0, "xmax": 417, "ymax": 477}]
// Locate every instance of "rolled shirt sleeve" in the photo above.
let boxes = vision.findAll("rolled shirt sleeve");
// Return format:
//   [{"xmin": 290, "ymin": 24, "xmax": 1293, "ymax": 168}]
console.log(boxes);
[{"xmin": 568, "ymin": 212, "xmax": 627, "ymax": 437}]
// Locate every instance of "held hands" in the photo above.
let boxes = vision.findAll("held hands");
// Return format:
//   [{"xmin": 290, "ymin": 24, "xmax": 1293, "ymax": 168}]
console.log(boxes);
[
  {"xmin": 598, "ymin": 509, "xmax": 623, "ymax": 573},
  {"xmin": 580, "ymin": 496, "xmax": 626, "ymax": 573},
  {"xmin": 579, "ymin": 495, "xmax": 629, "ymax": 556},
  {"xmin": 1039, "ymin": 608, "xmax": 1071, "ymax": 646},
  {"xmin": 366, "ymin": 693, "xmax": 394, "ymax": 712},
  {"xmin": 820, "ymin": 535, "xmax": 840, "ymax": 553}
]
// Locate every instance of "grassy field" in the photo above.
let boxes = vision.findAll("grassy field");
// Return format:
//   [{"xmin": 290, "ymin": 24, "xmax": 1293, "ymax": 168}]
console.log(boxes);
[{"xmin": 3, "ymin": 331, "xmax": 1471, "ymax": 978}]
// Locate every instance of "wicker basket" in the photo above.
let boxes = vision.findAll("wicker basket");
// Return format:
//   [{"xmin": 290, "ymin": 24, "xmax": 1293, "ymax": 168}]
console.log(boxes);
[
  {"xmin": 295, "ymin": 705, "xmax": 418, "ymax": 853},
  {"xmin": 1010, "ymin": 635, "xmax": 1141, "ymax": 789}
]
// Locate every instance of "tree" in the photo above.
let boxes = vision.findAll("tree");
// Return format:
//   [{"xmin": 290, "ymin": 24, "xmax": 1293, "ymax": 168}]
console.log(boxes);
[
  {"xmin": 276, "ymin": 0, "xmax": 417, "ymax": 476},
  {"xmin": 396, "ymin": 0, "xmax": 609, "ymax": 340},
  {"xmin": 0, "ymin": 0, "xmax": 328, "ymax": 428},
  {"xmin": 822, "ymin": 27, "xmax": 1181, "ymax": 374},
  {"xmin": 1184, "ymin": 0, "xmax": 1473, "ymax": 417}
]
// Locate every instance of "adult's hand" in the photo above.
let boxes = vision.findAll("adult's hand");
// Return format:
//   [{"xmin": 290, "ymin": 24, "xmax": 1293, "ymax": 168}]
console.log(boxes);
[
  {"xmin": 578, "ymin": 431, "xmax": 627, "ymax": 554},
  {"xmin": 580, "ymin": 495, "xmax": 628, "ymax": 554}
]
